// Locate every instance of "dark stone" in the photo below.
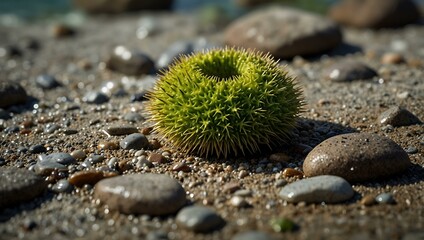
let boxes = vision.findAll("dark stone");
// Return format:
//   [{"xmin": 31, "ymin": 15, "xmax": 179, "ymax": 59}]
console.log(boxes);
[
  {"xmin": 0, "ymin": 81, "xmax": 28, "ymax": 108},
  {"xmin": 106, "ymin": 46, "xmax": 155, "ymax": 75},
  {"xmin": 35, "ymin": 75, "xmax": 60, "ymax": 89},
  {"xmin": 73, "ymin": 0, "xmax": 174, "ymax": 13}
]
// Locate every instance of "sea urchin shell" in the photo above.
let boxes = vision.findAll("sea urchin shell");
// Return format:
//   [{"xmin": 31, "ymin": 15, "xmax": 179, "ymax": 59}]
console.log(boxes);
[{"xmin": 147, "ymin": 48, "xmax": 303, "ymax": 157}]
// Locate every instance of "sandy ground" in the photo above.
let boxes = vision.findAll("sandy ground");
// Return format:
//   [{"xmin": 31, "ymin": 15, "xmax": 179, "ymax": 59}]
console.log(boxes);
[{"xmin": 0, "ymin": 11, "xmax": 423, "ymax": 240}]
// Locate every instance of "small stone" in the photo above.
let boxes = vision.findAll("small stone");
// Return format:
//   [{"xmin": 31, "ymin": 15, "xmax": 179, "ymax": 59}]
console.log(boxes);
[
  {"xmin": 148, "ymin": 153, "xmax": 167, "ymax": 164},
  {"xmin": 323, "ymin": 61, "xmax": 377, "ymax": 82},
  {"xmin": 0, "ymin": 168, "xmax": 47, "ymax": 208},
  {"xmin": 118, "ymin": 160, "xmax": 133, "ymax": 172},
  {"xmin": 29, "ymin": 144, "xmax": 47, "ymax": 154},
  {"xmin": 378, "ymin": 106, "xmax": 422, "ymax": 127},
  {"xmin": 234, "ymin": 189, "xmax": 252, "ymax": 197},
  {"xmin": 130, "ymin": 92, "xmax": 148, "ymax": 102},
  {"xmin": 279, "ymin": 175, "xmax": 354, "ymax": 203},
  {"xmin": 94, "ymin": 173, "xmax": 186, "ymax": 215},
  {"xmin": 0, "ymin": 81, "xmax": 27, "ymax": 108},
  {"xmin": 282, "ymin": 168, "xmax": 303, "ymax": 178},
  {"xmin": 83, "ymin": 91, "xmax": 109, "ymax": 104},
  {"xmin": 223, "ymin": 182, "xmax": 241, "ymax": 193},
  {"xmin": 269, "ymin": 153, "xmax": 290, "ymax": 163},
  {"xmin": 85, "ymin": 154, "xmax": 105, "ymax": 164},
  {"xmin": 70, "ymin": 150, "xmax": 86, "ymax": 160},
  {"xmin": 232, "ymin": 231, "xmax": 275, "ymax": 240},
  {"xmin": 172, "ymin": 162, "xmax": 191, "ymax": 172},
  {"xmin": 0, "ymin": 45, "xmax": 22, "ymax": 58},
  {"xmin": 34, "ymin": 160, "xmax": 67, "ymax": 176},
  {"xmin": 405, "ymin": 146, "xmax": 418, "ymax": 154},
  {"xmin": 52, "ymin": 179, "xmax": 73, "ymax": 193},
  {"xmin": 376, "ymin": 193, "xmax": 396, "ymax": 204},
  {"xmin": 303, "ymin": 133, "xmax": 411, "ymax": 182},
  {"xmin": 329, "ymin": 0, "xmax": 420, "ymax": 28},
  {"xmin": 120, "ymin": 133, "xmax": 149, "ymax": 150},
  {"xmin": 360, "ymin": 194, "xmax": 376, "ymax": 206},
  {"xmin": 225, "ymin": 7, "xmax": 342, "ymax": 58},
  {"xmin": 73, "ymin": 0, "xmax": 173, "ymax": 13},
  {"xmin": 42, "ymin": 153, "xmax": 76, "ymax": 165},
  {"xmin": 123, "ymin": 112, "xmax": 144, "ymax": 123},
  {"xmin": 69, "ymin": 170, "xmax": 117, "ymax": 187},
  {"xmin": 229, "ymin": 196, "xmax": 249, "ymax": 208},
  {"xmin": 270, "ymin": 218, "xmax": 296, "ymax": 232},
  {"xmin": 103, "ymin": 125, "xmax": 138, "ymax": 136},
  {"xmin": 106, "ymin": 46, "xmax": 155, "ymax": 76},
  {"xmin": 35, "ymin": 75, "xmax": 60, "ymax": 89},
  {"xmin": 44, "ymin": 123, "xmax": 60, "ymax": 134},
  {"xmin": 98, "ymin": 141, "xmax": 119, "ymax": 150},
  {"xmin": 51, "ymin": 24, "xmax": 75, "ymax": 38},
  {"xmin": 176, "ymin": 205, "xmax": 226, "ymax": 233},
  {"xmin": 275, "ymin": 179, "xmax": 288, "ymax": 187},
  {"xmin": 381, "ymin": 52, "xmax": 405, "ymax": 64}
]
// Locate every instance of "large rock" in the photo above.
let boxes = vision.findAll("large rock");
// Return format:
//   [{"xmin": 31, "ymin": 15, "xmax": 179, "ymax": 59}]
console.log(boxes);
[
  {"xmin": 73, "ymin": 0, "xmax": 174, "ymax": 13},
  {"xmin": 0, "ymin": 81, "xmax": 27, "ymax": 108},
  {"xmin": 303, "ymin": 133, "xmax": 411, "ymax": 182},
  {"xmin": 224, "ymin": 6, "xmax": 342, "ymax": 59},
  {"xmin": 329, "ymin": 0, "xmax": 421, "ymax": 28}
]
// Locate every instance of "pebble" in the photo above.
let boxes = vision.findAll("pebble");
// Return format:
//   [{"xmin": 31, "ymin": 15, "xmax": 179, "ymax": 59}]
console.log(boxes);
[
  {"xmin": 70, "ymin": 149, "xmax": 86, "ymax": 160},
  {"xmin": 224, "ymin": 7, "xmax": 342, "ymax": 58},
  {"xmin": 51, "ymin": 179, "xmax": 73, "ymax": 193},
  {"xmin": 275, "ymin": 179, "xmax": 288, "ymax": 187},
  {"xmin": 269, "ymin": 153, "xmax": 290, "ymax": 163},
  {"xmin": 29, "ymin": 144, "xmax": 47, "ymax": 154},
  {"xmin": 85, "ymin": 154, "xmax": 104, "ymax": 164},
  {"xmin": 123, "ymin": 112, "xmax": 144, "ymax": 122},
  {"xmin": 405, "ymin": 146, "xmax": 418, "ymax": 154},
  {"xmin": 381, "ymin": 52, "xmax": 405, "ymax": 64},
  {"xmin": 279, "ymin": 175, "xmax": 354, "ymax": 203},
  {"xmin": 176, "ymin": 205, "xmax": 226, "ymax": 233},
  {"xmin": 0, "ymin": 81, "xmax": 28, "ymax": 108},
  {"xmin": 34, "ymin": 160, "xmax": 66, "ymax": 176},
  {"xmin": 103, "ymin": 125, "xmax": 138, "ymax": 136},
  {"xmin": 94, "ymin": 173, "xmax": 186, "ymax": 215},
  {"xmin": 282, "ymin": 168, "xmax": 303, "ymax": 178},
  {"xmin": 303, "ymin": 133, "xmax": 411, "ymax": 182},
  {"xmin": 238, "ymin": 170, "xmax": 248, "ymax": 179},
  {"xmin": 329, "ymin": 0, "xmax": 420, "ymax": 28},
  {"xmin": 44, "ymin": 123, "xmax": 60, "ymax": 134},
  {"xmin": 234, "ymin": 189, "xmax": 252, "ymax": 197},
  {"xmin": 73, "ymin": 0, "xmax": 173, "ymax": 13},
  {"xmin": 35, "ymin": 74, "xmax": 60, "ymax": 89},
  {"xmin": 120, "ymin": 133, "xmax": 149, "ymax": 150},
  {"xmin": 106, "ymin": 45, "xmax": 155, "ymax": 75},
  {"xmin": 83, "ymin": 91, "xmax": 109, "ymax": 104},
  {"xmin": 360, "ymin": 194, "xmax": 376, "ymax": 206},
  {"xmin": 4, "ymin": 126, "xmax": 20, "ymax": 134},
  {"xmin": 323, "ymin": 61, "xmax": 377, "ymax": 82},
  {"xmin": 98, "ymin": 141, "xmax": 119, "ymax": 150},
  {"xmin": 223, "ymin": 182, "xmax": 241, "ymax": 193},
  {"xmin": 148, "ymin": 152, "xmax": 167, "ymax": 164},
  {"xmin": 230, "ymin": 196, "xmax": 249, "ymax": 208},
  {"xmin": 232, "ymin": 231, "xmax": 275, "ymax": 240},
  {"xmin": 0, "ymin": 168, "xmax": 47, "ymax": 208},
  {"xmin": 69, "ymin": 170, "xmax": 117, "ymax": 187},
  {"xmin": 51, "ymin": 24, "xmax": 75, "ymax": 38},
  {"xmin": 172, "ymin": 162, "xmax": 191, "ymax": 172},
  {"xmin": 376, "ymin": 193, "xmax": 396, "ymax": 204},
  {"xmin": 378, "ymin": 106, "xmax": 422, "ymax": 127},
  {"xmin": 40, "ymin": 153, "xmax": 76, "ymax": 165},
  {"xmin": 130, "ymin": 92, "xmax": 148, "ymax": 102}
]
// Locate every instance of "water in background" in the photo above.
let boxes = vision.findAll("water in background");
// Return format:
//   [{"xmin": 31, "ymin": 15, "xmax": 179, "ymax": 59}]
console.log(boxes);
[{"xmin": 0, "ymin": 0, "xmax": 422, "ymax": 24}]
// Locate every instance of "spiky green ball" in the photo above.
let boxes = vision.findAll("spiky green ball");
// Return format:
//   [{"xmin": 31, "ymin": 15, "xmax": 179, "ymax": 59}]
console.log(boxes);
[{"xmin": 147, "ymin": 48, "xmax": 303, "ymax": 157}]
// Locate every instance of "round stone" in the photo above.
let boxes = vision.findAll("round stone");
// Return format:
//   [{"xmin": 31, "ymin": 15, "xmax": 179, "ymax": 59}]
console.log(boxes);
[
  {"xmin": 176, "ymin": 205, "xmax": 226, "ymax": 233},
  {"xmin": 123, "ymin": 112, "xmax": 144, "ymax": 122},
  {"xmin": 94, "ymin": 173, "xmax": 186, "ymax": 215},
  {"xmin": 303, "ymin": 133, "xmax": 411, "ymax": 182},
  {"xmin": 225, "ymin": 7, "xmax": 342, "ymax": 58},
  {"xmin": 0, "ymin": 81, "xmax": 27, "ymax": 108},
  {"xmin": 103, "ymin": 125, "xmax": 139, "ymax": 136},
  {"xmin": 83, "ymin": 91, "xmax": 109, "ymax": 104},
  {"xmin": 279, "ymin": 175, "xmax": 354, "ymax": 203},
  {"xmin": 232, "ymin": 231, "xmax": 275, "ymax": 240},
  {"xmin": 106, "ymin": 45, "xmax": 155, "ymax": 76},
  {"xmin": 52, "ymin": 179, "xmax": 73, "ymax": 193},
  {"xmin": 35, "ymin": 74, "xmax": 60, "ymax": 89},
  {"xmin": 376, "ymin": 193, "xmax": 396, "ymax": 204},
  {"xmin": 323, "ymin": 61, "xmax": 377, "ymax": 82},
  {"xmin": 120, "ymin": 133, "xmax": 149, "ymax": 150},
  {"xmin": 378, "ymin": 106, "xmax": 422, "ymax": 127},
  {"xmin": 0, "ymin": 168, "xmax": 47, "ymax": 208}
]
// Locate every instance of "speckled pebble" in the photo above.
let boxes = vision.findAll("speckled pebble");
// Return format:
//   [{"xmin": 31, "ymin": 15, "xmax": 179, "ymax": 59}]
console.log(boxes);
[
  {"xmin": 123, "ymin": 112, "xmax": 144, "ymax": 122},
  {"xmin": 176, "ymin": 205, "xmax": 226, "ymax": 233},
  {"xmin": 0, "ymin": 168, "xmax": 47, "ymax": 208},
  {"xmin": 94, "ymin": 173, "xmax": 186, "ymax": 215},
  {"xmin": 103, "ymin": 125, "xmax": 138, "ymax": 136},
  {"xmin": 120, "ymin": 133, "xmax": 149, "ymax": 150},
  {"xmin": 279, "ymin": 175, "xmax": 354, "ymax": 203},
  {"xmin": 378, "ymin": 106, "xmax": 422, "ymax": 127},
  {"xmin": 376, "ymin": 193, "xmax": 396, "ymax": 204},
  {"xmin": 303, "ymin": 133, "xmax": 411, "ymax": 182},
  {"xmin": 232, "ymin": 231, "xmax": 275, "ymax": 240},
  {"xmin": 323, "ymin": 61, "xmax": 377, "ymax": 82},
  {"xmin": 35, "ymin": 74, "xmax": 60, "ymax": 89}
]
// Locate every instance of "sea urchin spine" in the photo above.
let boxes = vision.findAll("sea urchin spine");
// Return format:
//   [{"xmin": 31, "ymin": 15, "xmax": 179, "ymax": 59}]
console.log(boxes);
[{"xmin": 147, "ymin": 48, "xmax": 303, "ymax": 158}]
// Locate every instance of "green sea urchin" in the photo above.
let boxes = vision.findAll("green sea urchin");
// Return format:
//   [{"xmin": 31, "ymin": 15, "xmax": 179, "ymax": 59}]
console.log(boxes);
[{"xmin": 147, "ymin": 48, "xmax": 303, "ymax": 157}]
